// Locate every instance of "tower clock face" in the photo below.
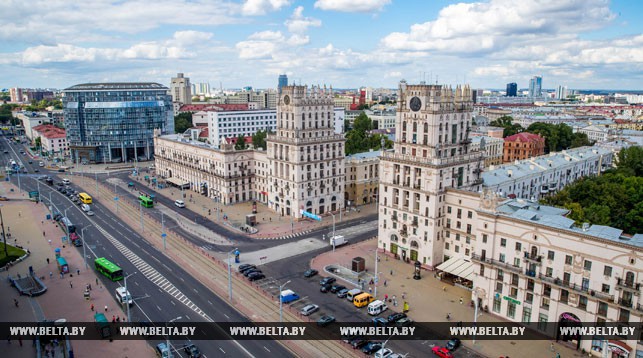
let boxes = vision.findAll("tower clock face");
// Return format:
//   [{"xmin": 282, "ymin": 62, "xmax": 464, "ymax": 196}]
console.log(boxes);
[
  {"xmin": 283, "ymin": 95, "xmax": 290, "ymax": 105},
  {"xmin": 410, "ymin": 96, "xmax": 422, "ymax": 111}
]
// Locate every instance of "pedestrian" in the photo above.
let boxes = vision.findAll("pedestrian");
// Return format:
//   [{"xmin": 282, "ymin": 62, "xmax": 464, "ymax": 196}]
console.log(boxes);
[
  {"xmin": 43, "ymin": 231, "xmax": 46, "ymax": 237},
  {"xmin": 69, "ymin": 281, "xmax": 73, "ymax": 288},
  {"xmin": 14, "ymin": 298, "xmax": 19, "ymax": 307},
  {"xmin": 18, "ymin": 211, "xmax": 21, "ymax": 217},
  {"xmin": 95, "ymin": 278, "xmax": 98, "ymax": 285},
  {"xmin": 49, "ymin": 271, "xmax": 53, "ymax": 279},
  {"xmin": 459, "ymin": 297, "xmax": 463, "ymax": 305},
  {"xmin": 390, "ymin": 269, "xmax": 393, "ymax": 275},
  {"xmin": 46, "ymin": 258, "xmax": 50, "ymax": 265},
  {"xmin": 104, "ymin": 305, "xmax": 108, "ymax": 312},
  {"xmin": 112, "ymin": 316, "xmax": 116, "ymax": 323},
  {"xmin": 88, "ymin": 283, "xmax": 92, "ymax": 291},
  {"xmin": 368, "ymin": 287, "xmax": 372, "ymax": 294},
  {"xmin": 18, "ymin": 337, "xmax": 22, "ymax": 347},
  {"xmin": 76, "ymin": 268, "xmax": 80, "ymax": 275},
  {"xmin": 550, "ymin": 342, "xmax": 555, "ymax": 352},
  {"xmin": 60, "ymin": 272, "xmax": 63, "ymax": 279},
  {"xmin": 116, "ymin": 316, "xmax": 120, "ymax": 323},
  {"xmin": 384, "ymin": 280, "xmax": 387, "ymax": 287},
  {"xmin": 402, "ymin": 293, "xmax": 406, "ymax": 299},
  {"xmin": 384, "ymin": 294, "xmax": 388, "ymax": 301},
  {"xmin": 90, "ymin": 304, "xmax": 94, "ymax": 311},
  {"xmin": 442, "ymin": 286, "xmax": 446, "ymax": 292}
]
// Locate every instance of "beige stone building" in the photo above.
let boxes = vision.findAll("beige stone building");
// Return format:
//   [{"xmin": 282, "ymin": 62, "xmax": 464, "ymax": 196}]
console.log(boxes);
[
  {"xmin": 345, "ymin": 150, "xmax": 380, "ymax": 206},
  {"xmin": 470, "ymin": 135, "xmax": 504, "ymax": 167}
]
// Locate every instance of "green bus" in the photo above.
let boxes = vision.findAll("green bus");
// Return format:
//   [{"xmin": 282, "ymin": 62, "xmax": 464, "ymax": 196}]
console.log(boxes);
[
  {"xmin": 139, "ymin": 195, "xmax": 154, "ymax": 208},
  {"xmin": 94, "ymin": 257, "xmax": 124, "ymax": 281}
]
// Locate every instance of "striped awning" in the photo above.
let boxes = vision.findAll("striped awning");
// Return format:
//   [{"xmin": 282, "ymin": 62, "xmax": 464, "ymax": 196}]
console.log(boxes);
[{"xmin": 436, "ymin": 257, "xmax": 475, "ymax": 281}]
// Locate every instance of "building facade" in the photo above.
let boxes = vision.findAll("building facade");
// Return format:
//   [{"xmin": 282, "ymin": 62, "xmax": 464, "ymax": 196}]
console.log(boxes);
[
  {"xmin": 278, "ymin": 74, "xmax": 288, "ymax": 93},
  {"xmin": 16, "ymin": 112, "xmax": 50, "ymax": 141},
  {"xmin": 345, "ymin": 150, "xmax": 380, "ymax": 206},
  {"xmin": 32, "ymin": 124, "xmax": 68, "ymax": 156},
  {"xmin": 470, "ymin": 136, "xmax": 504, "ymax": 167},
  {"xmin": 171, "ymin": 73, "xmax": 192, "ymax": 105},
  {"xmin": 378, "ymin": 82, "xmax": 483, "ymax": 267},
  {"xmin": 63, "ymin": 83, "xmax": 173, "ymax": 163},
  {"xmin": 503, "ymin": 132, "xmax": 546, "ymax": 163},
  {"xmin": 506, "ymin": 83, "xmax": 517, "ymax": 97},
  {"xmin": 9, "ymin": 88, "xmax": 23, "ymax": 103},
  {"xmin": 206, "ymin": 109, "xmax": 277, "ymax": 147},
  {"xmin": 529, "ymin": 76, "xmax": 543, "ymax": 98},
  {"xmin": 267, "ymin": 85, "xmax": 346, "ymax": 218}
]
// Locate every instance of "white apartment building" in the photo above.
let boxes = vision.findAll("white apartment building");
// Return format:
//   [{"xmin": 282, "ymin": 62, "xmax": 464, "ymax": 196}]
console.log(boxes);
[
  {"xmin": 481, "ymin": 146, "xmax": 613, "ymax": 200},
  {"xmin": 574, "ymin": 124, "xmax": 615, "ymax": 142},
  {"xmin": 334, "ymin": 107, "xmax": 345, "ymax": 134},
  {"xmin": 32, "ymin": 124, "xmax": 69, "ymax": 156},
  {"xmin": 365, "ymin": 107, "xmax": 396, "ymax": 129},
  {"xmin": 267, "ymin": 85, "xmax": 346, "ymax": 218},
  {"xmin": 470, "ymin": 136, "xmax": 504, "ymax": 167},
  {"xmin": 207, "ymin": 109, "xmax": 277, "ymax": 147},
  {"xmin": 15, "ymin": 112, "xmax": 50, "ymax": 141}
]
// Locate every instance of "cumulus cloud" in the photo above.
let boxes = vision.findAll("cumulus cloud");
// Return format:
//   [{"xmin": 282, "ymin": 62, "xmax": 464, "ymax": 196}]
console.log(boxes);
[
  {"xmin": 285, "ymin": 6, "xmax": 322, "ymax": 34},
  {"xmin": 241, "ymin": 0, "xmax": 291, "ymax": 16},
  {"xmin": 314, "ymin": 0, "xmax": 391, "ymax": 13}
]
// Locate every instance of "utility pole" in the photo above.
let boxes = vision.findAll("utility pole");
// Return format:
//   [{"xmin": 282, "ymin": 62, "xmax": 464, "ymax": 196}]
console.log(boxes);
[{"xmin": 0, "ymin": 206, "xmax": 7, "ymax": 257}]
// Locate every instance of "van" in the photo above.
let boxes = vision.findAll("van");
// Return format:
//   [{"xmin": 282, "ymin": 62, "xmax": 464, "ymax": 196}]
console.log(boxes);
[
  {"xmin": 81, "ymin": 204, "xmax": 91, "ymax": 212},
  {"xmin": 174, "ymin": 199, "xmax": 185, "ymax": 208},
  {"xmin": 329, "ymin": 235, "xmax": 347, "ymax": 247},
  {"xmin": 39, "ymin": 161, "xmax": 44, "ymax": 167},
  {"xmin": 346, "ymin": 288, "xmax": 362, "ymax": 302},
  {"xmin": 367, "ymin": 300, "xmax": 388, "ymax": 316},
  {"xmin": 62, "ymin": 178, "xmax": 71, "ymax": 185},
  {"xmin": 115, "ymin": 287, "xmax": 133, "ymax": 306},
  {"xmin": 353, "ymin": 293, "xmax": 375, "ymax": 308}
]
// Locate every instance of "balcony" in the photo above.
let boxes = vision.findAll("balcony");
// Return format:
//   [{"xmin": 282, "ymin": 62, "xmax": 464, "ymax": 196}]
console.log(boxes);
[
  {"xmin": 538, "ymin": 274, "xmax": 601, "ymax": 297},
  {"xmin": 616, "ymin": 278, "xmax": 640, "ymax": 295},
  {"xmin": 523, "ymin": 252, "xmax": 543, "ymax": 265},
  {"xmin": 471, "ymin": 254, "xmax": 522, "ymax": 274},
  {"xmin": 617, "ymin": 298, "xmax": 633, "ymax": 308},
  {"xmin": 636, "ymin": 303, "xmax": 643, "ymax": 313}
]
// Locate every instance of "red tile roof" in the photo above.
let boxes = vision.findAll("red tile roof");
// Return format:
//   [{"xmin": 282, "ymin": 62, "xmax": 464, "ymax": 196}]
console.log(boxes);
[
  {"xmin": 32, "ymin": 124, "xmax": 66, "ymax": 139},
  {"xmin": 504, "ymin": 132, "xmax": 544, "ymax": 142},
  {"xmin": 224, "ymin": 136, "xmax": 253, "ymax": 144}
]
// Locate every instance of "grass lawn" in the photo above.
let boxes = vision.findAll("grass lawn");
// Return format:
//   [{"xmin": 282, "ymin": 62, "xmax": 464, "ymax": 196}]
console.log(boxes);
[{"xmin": 0, "ymin": 242, "xmax": 27, "ymax": 267}]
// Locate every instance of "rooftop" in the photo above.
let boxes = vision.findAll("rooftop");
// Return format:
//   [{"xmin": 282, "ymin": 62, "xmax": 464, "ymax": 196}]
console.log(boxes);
[
  {"xmin": 504, "ymin": 132, "xmax": 544, "ymax": 142},
  {"xmin": 32, "ymin": 124, "xmax": 66, "ymax": 139},
  {"xmin": 346, "ymin": 150, "xmax": 382, "ymax": 161},
  {"xmin": 64, "ymin": 83, "xmax": 168, "ymax": 91}
]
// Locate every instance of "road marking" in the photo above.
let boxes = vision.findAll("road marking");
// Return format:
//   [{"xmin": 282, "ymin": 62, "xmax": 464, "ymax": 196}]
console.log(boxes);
[
  {"xmin": 208, "ymin": 300, "xmax": 213, "ymax": 305},
  {"xmin": 263, "ymin": 346, "xmax": 270, "ymax": 353},
  {"xmin": 171, "ymin": 301, "xmax": 176, "ymax": 306},
  {"xmin": 223, "ymin": 314, "xmax": 229, "ymax": 319},
  {"xmin": 157, "ymin": 305, "xmax": 162, "ymax": 311},
  {"xmin": 219, "ymin": 347, "xmax": 225, "ymax": 354}
]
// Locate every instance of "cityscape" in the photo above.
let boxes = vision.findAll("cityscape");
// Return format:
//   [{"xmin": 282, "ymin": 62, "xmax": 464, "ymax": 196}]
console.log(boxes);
[{"xmin": 1, "ymin": 1, "xmax": 642, "ymax": 358}]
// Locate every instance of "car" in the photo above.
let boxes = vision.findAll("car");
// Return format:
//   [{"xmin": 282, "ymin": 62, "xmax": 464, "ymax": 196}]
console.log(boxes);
[
  {"xmin": 57, "ymin": 187, "xmax": 64, "ymax": 193},
  {"xmin": 243, "ymin": 268, "xmax": 262, "ymax": 277},
  {"xmin": 56, "ymin": 182, "xmax": 64, "ymax": 187},
  {"xmin": 239, "ymin": 265, "xmax": 258, "ymax": 274},
  {"xmin": 128, "ymin": 182, "xmax": 134, "ymax": 187},
  {"xmin": 319, "ymin": 277, "xmax": 336, "ymax": 286},
  {"xmin": 300, "ymin": 304, "xmax": 319, "ymax": 316},
  {"xmin": 341, "ymin": 334, "xmax": 357, "ymax": 343},
  {"xmin": 432, "ymin": 346, "xmax": 454, "ymax": 358},
  {"xmin": 174, "ymin": 199, "xmax": 185, "ymax": 208},
  {"xmin": 53, "ymin": 214, "xmax": 62, "ymax": 221},
  {"xmin": 0, "ymin": 196, "xmax": 8, "ymax": 201},
  {"xmin": 320, "ymin": 284, "xmax": 332, "ymax": 293},
  {"xmin": 387, "ymin": 312, "xmax": 407, "ymax": 323},
  {"xmin": 350, "ymin": 337, "xmax": 369, "ymax": 349},
  {"xmin": 330, "ymin": 284, "xmax": 346, "ymax": 293},
  {"xmin": 39, "ymin": 162, "xmax": 44, "ymax": 167},
  {"xmin": 57, "ymin": 168, "xmax": 65, "ymax": 172},
  {"xmin": 183, "ymin": 343, "xmax": 201, "ymax": 358},
  {"xmin": 372, "ymin": 317, "xmax": 389, "ymax": 327},
  {"xmin": 362, "ymin": 341, "xmax": 383, "ymax": 355},
  {"xmin": 316, "ymin": 315, "xmax": 335, "ymax": 327},
  {"xmin": 336, "ymin": 288, "xmax": 349, "ymax": 298},
  {"xmin": 247, "ymin": 272, "xmax": 265, "ymax": 281},
  {"xmin": 86, "ymin": 211, "xmax": 95, "ymax": 216},
  {"xmin": 303, "ymin": 269, "xmax": 318, "ymax": 278},
  {"xmin": 374, "ymin": 348, "xmax": 393, "ymax": 358},
  {"xmin": 115, "ymin": 287, "xmax": 133, "ymax": 305},
  {"xmin": 155, "ymin": 342, "xmax": 170, "ymax": 358},
  {"xmin": 28, "ymin": 160, "xmax": 32, "ymax": 164},
  {"xmin": 394, "ymin": 317, "xmax": 413, "ymax": 327},
  {"xmin": 34, "ymin": 168, "xmax": 39, "ymax": 172},
  {"xmin": 238, "ymin": 264, "xmax": 255, "ymax": 273},
  {"xmin": 446, "ymin": 338, "xmax": 461, "ymax": 351},
  {"xmin": 2, "ymin": 150, "xmax": 7, "ymax": 154}
]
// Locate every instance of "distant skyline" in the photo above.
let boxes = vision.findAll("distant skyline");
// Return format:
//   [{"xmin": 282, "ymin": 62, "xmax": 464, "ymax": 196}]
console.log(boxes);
[{"xmin": 1, "ymin": 0, "xmax": 642, "ymax": 90}]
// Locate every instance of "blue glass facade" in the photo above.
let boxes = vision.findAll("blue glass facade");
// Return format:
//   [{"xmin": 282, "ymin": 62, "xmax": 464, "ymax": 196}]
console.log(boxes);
[{"xmin": 63, "ymin": 83, "xmax": 173, "ymax": 163}]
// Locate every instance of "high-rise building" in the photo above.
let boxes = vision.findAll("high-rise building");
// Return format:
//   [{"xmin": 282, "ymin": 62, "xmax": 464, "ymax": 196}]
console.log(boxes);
[
  {"xmin": 9, "ymin": 88, "xmax": 23, "ymax": 103},
  {"xmin": 278, "ymin": 74, "xmax": 288, "ymax": 93},
  {"xmin": 267, "ymin": 85, "xmax": 345, "ymax": 218},
  {"xmin": 528, "ymin": 76, "xmax": 542, "ymax": 97},
  {"xmin": 63, "ymin": 82, "xmax": 173, "ymax": 163},
  {"xmin": 192, "ymin": 82, "xmax": 210, "ymax": 95},
  {"xmin": 378, "ymin": 82, "xmax": 483, "ymax": 266},
  {"xmin": 555, "ymin": 85, "xmax": 568, "ymax": 100},
  {"xmin": 506, "ymin": 82, "xmax": 517, "ymax": 97},
  {"xmin": 171, "ymin": 73, "xmax": 192, "ymax": 104}
]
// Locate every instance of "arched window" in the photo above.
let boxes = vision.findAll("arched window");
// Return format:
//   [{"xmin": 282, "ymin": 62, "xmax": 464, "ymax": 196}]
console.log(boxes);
[
  {"xmin": 424, "ymin": 123, "xmax": 428, "ymax": 133},
  {"xmin": 410, "ymin": 240, "xmax": 419, "ymax": 249},
  {"xmin": 306, "ymin": 201, "xmax": 312, "ymax": 207},
  {"xmin": 319, "ymin": 198, "xmax": 325, "ymax": 204},
  {"xmin": 331, "ymin": 196, "xmax": 336, "ymax": 201},
  {"xmin": 626, "ymin": 271, "xmax": 635, "ymax": 285},
  {"xmin": 390, "ymin": 234, "xmax": 399, "ymax": 242}
]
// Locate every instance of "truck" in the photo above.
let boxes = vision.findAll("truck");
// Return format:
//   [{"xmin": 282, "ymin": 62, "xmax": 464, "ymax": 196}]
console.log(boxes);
[
  {"xmin": 280, "ymin": 289, "xmax": 300, "ymax": 303},
  {"xmin": 69, "ymin": 232, "xmax": 82, "ymax": 247},
  {"xmin": 329, "ymin": 235, "xmax": 348, "ymax": 247}
]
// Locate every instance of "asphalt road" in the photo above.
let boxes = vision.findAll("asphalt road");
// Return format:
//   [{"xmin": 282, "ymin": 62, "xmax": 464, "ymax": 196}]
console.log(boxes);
[{"xmin": 1, "ymin": 138, "xmax": 294, "ymax": 358}]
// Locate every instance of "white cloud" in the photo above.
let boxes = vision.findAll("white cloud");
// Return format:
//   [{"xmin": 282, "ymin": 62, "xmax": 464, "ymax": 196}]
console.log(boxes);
[
  {"xmin": 314, "ymin": 0, "xmax": 390, "ymax": 13},
  {"xmin": 241, "ymin": 0, "xmax": 291, "ymax": 16},
  {"xmin": 285, "ymin": 6, "xmax": 322, "ymax": 34}
]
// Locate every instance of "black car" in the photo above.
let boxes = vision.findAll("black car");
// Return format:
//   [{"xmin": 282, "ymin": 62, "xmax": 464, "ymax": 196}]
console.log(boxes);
[
  {"xmin": 320, "ymin": 284, "xmax": 332, "ymax": 293},
  {"xmin": 446, "ymin": 338, "xmax": 461, "ymax": 351},
  {"xmin": 52, "ymin": 214, "xmax": 62, "ymax": 221},
  {"xmin": 330, "ymin": 284, "xmax": 346, "ymax": 293},
  {"xmin": 303, "ymin": 269, "xmax": 318, "ymax": 278},
  {"xmin": 372, "ymin": 317, "xmax": 389, "ymax": 327},
  {"xmin": 350, "ymin": 337, "xmax": 369, "ymax": 349},
  {"xmin": 247, "ymin": 272, "xmax": 265, "ymax": 281},
  {"xmin": 341, "ymin": 335, "xmax": 357, "ymax": 344},
  {"xmin": 57, "ymin": 187, "xmax": 65, "ymax": 193},
  {"xmin": 394, "ymin": 317, "xmax": 413, "ymax": 327},
  {"xmin": 361, "ymin": 341, "xmax": 383, "ymax": 354},
  {"xmin": 56, "ymin": 182, "xmax": 64, "ymax": 187},
  {"xmin": 336, "ymin": 288, "xmax": 349, "ymax": 298},
  {"xmin": 387, "ymin": 312, "xmax": 407, "ymax": 323},
  {"xmin": 316, "ymin": 315, "xmax": 335, "ymax": 327},
  {"xmin": 319, "ymin": 277, "xmax": 336, "ymax": 286},
  {"xmin": 243, "ymin": 268, "xmax": 262, "ymax": 277},
  {"xmin": 238, "ymin": 264, "xmax": 255, "ymax": 273},
  {"xmin": 183, "ymin": 343, "xmax": 201, "ymax": 358},
  {"xmin": 239, "ymin": 265, "xmax": 257, "ymax": 274}
]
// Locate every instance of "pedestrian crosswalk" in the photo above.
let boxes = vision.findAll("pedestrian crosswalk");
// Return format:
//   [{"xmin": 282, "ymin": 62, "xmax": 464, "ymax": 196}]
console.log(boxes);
[{"xmin": 256, "ymin": 229, "xmax": 313, "ymax": 240}]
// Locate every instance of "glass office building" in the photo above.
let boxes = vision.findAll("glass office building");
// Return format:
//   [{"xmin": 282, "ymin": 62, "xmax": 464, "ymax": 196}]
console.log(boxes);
[{"xmin": 63, "ymin": 83, "xmax": 173, "ymax": 163}]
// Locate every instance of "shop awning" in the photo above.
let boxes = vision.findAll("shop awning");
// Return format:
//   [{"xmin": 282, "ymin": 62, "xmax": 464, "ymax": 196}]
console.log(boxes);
[
  {"xmin": 436, "ymin": 257, "xmax": 475, "ymax": 281},
  {"xmin": 166, "ymin": 177, "xmax": 189, "ymax": 187}
]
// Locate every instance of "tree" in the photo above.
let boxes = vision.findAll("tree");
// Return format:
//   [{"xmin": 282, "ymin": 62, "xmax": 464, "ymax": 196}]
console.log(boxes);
[
  {"xmin": 234, "ymin": 134, "xmax": 248, "ymax": 150},
  {"xmin": 570, "ymin": 132, "xmax": 592, "ymax": 148},
  {"xmin": 489, "ymin": 115, "xmax": 523, "ymax": 137},
  {"xmin": 616, "ymin": 146, "xmax": 643, "ymax": 177},
  {"xmin": 34, "ymin": 136, "xmax": 42, "ymax": 151},
  {"xmin": 353, "ymin": 113, "xmax": 372, "ymax": 132},
  {"xmin": 252, "ymin": 129, "xmax": 270, "ymax": 150},
  {"xmin": 174, "ymin": 112, "xmax": 193, "ymax": 133}
]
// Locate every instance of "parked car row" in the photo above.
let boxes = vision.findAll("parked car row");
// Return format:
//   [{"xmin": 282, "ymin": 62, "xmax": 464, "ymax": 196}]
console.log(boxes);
[{"xmin": 238, "ymin": 264, "xmax": 265, "ymax": 281}]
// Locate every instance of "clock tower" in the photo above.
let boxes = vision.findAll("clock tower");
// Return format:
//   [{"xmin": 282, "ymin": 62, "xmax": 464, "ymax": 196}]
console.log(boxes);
[{"xmin": 378, "ymin": 81, "xmax": 483, "ymax": 268}]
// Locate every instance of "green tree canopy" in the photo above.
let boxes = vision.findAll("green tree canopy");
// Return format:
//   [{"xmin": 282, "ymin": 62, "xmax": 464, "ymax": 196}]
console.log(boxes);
[
  {"xmin": 344, "ymin": 113, "xmax": 391, "ymax": 155},
  {"xmin": 234, "ymin": 134, "xmax": 248, "ymax": 150},
  {"xmin": 251, "ymin": 129, "xmax": 271, "ymax": 150},
  {"xmin": 526, "ymin": 123, "xmax": 593, "ymax": 153},
  {"xmin": 489, "ymin": 115, "xmax": 523, "ymax": 137},
  {"xmin": 616, "ymin": 146, "xmax": 643, "ymax": 177},
  {"xmin": 174, "ymin": 112, "xmax": 193, "ymax": 133}
]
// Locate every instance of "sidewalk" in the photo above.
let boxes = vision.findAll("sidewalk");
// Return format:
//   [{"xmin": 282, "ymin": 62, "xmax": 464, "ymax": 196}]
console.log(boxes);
[
  {"xmin": 127, "ymin": 171, "xmax": 379, "ymax": 239},
  {"xmin": 0, "ymin": 181, "xmax": 154, "ymax": 358},
  {"xmin": 310, "ymin": 237, "xmax": 585, "ymax": 358}
]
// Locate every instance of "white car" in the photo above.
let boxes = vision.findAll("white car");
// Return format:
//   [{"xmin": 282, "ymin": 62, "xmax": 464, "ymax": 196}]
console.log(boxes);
[
  {"xmin": 300, "ymin": 304, "xmax": 319, "ymax": 316},
  {"xmin": 115, "ymin": 287, "xmax": 133, "ymax": 305},
  {"xmin": 374, "ymin": 348, "xmax": 393, "ymax": 358},
  {"xmin": 39, "ymin": 161, "xmax": 44, "ymax": 167},
  {"xmin": 174, "ymin": 199, "xmax": 185, "ymax": 208},
  {"xmin": 86, "ymin": 210, "xmax": 95, "ymax": 216}
]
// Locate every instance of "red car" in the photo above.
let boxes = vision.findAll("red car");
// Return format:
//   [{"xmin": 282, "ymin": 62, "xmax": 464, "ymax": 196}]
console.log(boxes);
[{"xmin": 432, "ymin": 346, "xmax": 454, "ymax": 358}]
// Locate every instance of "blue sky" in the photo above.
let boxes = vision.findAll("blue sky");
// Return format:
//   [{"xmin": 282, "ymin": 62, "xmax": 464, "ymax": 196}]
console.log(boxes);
[{"xmin": 1, "ymin": 0, "xmax": 641, "ymax": 90}]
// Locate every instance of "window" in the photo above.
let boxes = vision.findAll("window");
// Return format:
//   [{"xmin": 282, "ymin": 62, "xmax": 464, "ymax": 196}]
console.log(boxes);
[
  {"xmin": 547, "ymin": 251, "xmax": 555, "ymax": 260},
  {"xmin": 560, "ymin": 289, "xmax": 569, "ymax": 304},
  {"xmin": 603, "ymin": 266, "xmax": 612, "ymax": 277},
  {"xmin": 514, "ymin": 257, "xmax": 521, "ymax": 267},
  {"xmin": 541, "ymin": 297, "xmax": 550, "ymax": 309},
  {"xmin": 578, "ymin": 296, "xmax": 588, "ymax": 310},
  {"xmin": 500, "ymin": 238, "xmax": 507, "ymax": 247},
  {"xmin": 493, "ymin": 296, "xmax": 501, "ymax": 313},
  {"xmin": 597, "ymin": 302, "xmax": 608, "ymax": 317},
  {"xmin": 479, "ymin": 265, "xmax": 485, "ymax": 276},
  {"xmin": 525, "ymin": 292, "xmax": 534, "ymax": 304},
  {"xmin": 499, "ymin": 253, "xmax": 506, "ymax": 263},
  {"xmin": 482, "ymin": 234, "xmax": 488, "ymax": 243},
  {"xmin": 543, "ymin": 284, "xmax": 551, "ymax": 297},
  {"xmin": 495, "ymin": 282, "xmax": 503, "ymax": 294},
  {"xmin": 507, "ymin": 302, "xmax": 517, "ymax": 319},
  {"xmin": 510, "ymin": 287, "xmax": 518, "ymax": 298},
  {"xmin": 601, "ymin": 284, "xmax": 610, "ymax": 294},
  {"xmin": 565, "ymin": 255, "xmax": 572, "ymax": 265},
  {"xmin": 538, "ymin": 314, "xmax": 548, "ymax": 331},
  {"xmin": 468, "ymin": 211, "xmax": 473, "ymax": 219},
  {"xmin": 515, "ymin": 242, "xmax": 522, "ymax": 251},
  {"xmin": 522, "ymin": 307, "xmax": 532, "ymax": 323},
  {"xmin": 497, "ymin": 269, "xmax": 504, "ymax": 281},
  {"xmin": 584, "ymin": 260, "xmax": 592, "ymax": 271}
]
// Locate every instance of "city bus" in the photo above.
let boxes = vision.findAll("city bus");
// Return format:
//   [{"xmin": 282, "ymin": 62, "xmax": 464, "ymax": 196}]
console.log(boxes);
[
  {"xmin": 78, "ymin": 192, "xmax": 92, "ymax": 204},
  {"xmin": 94, "ymin": 257, "xmax": 123, "ymax": 281},
  {"xmin": 139, "ymin": 195, "xmax": 154, "ymax": 208},
  {"xmin": 60, "ymin": 217, "xmax": 76, "ymax": 234}
]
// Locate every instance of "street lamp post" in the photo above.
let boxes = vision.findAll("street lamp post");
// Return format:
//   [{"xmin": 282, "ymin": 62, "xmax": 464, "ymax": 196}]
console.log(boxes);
[
  {"xmin": 0, "ymin": 205, "xmax": 7, "ymax": 257},
  {"xmin": 473, "ymin": 289, "xmax": 479, "ymax": 345},
  {"xmin": 123, "ymin": 272, "xmax": 137, "ymax": 323},
  {"xmin": 374, "ymin": 247, "xmax": 379, "ymax": 298},
  {"xmin": 329, "ymin": 213, "xmax": 336, "ymax": 252},
  {"xmin": 279, "ymin": 280, "xmax": 291, "ymax": 323},
  {"xmin": 166, "ymin": 316, "xmax": 182, "ymax": 358},
  {"xmin": 80, "ymin": 225, "xmax": 93, "ymax": 269},
  {"xmin": 227, "ymin": 248, "xmax": 238, "ymax": 301}
]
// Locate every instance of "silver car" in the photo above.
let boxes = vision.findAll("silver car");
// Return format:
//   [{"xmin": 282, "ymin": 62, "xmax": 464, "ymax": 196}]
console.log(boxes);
[
  {"xmin": 300, "ymin": 304, "xmax": 319, "ymax": 316},
  {"xmin": 86, "ymin": 210, "xmax": 95, "ymax": 216}
]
